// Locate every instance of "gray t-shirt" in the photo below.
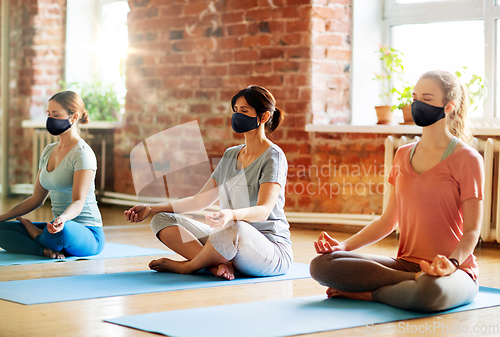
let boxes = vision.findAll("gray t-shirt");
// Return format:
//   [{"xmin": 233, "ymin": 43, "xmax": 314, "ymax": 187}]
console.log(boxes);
[
  {"xmin": 38, "ymin": 139, "xmax": 102, "ymax": 227},
  {"xmin": 211, "ymin": 144, "xmax": 291, "ymax": 245}
]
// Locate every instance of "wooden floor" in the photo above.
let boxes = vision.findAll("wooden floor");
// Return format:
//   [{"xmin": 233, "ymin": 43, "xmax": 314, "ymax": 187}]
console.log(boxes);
[{"xmin": 1, "ymin": 198, "xmax": 500, "ymax": 337}]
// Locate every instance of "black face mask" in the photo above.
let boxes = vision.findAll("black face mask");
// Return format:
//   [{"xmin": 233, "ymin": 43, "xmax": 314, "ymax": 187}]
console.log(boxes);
[
  {"xmin": 46, "ymin": 117, "xmax": 73, "ymax": 135},
  {"xmin": 231, "ymin": 113, "xmax": 260, "ymax": 133},
  {"xmin": 411, "ymin": 100, "xmax": 447, "ymax": 127}
]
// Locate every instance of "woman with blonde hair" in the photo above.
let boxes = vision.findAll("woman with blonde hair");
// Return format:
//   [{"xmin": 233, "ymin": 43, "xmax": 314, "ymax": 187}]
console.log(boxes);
[
  {"xmin": 310, "ymin": 70, "xmax": 483, "ymax": 312},
  {"xmin": 0, "ymin": 91, "xmax": 104, "ymax": 259}
]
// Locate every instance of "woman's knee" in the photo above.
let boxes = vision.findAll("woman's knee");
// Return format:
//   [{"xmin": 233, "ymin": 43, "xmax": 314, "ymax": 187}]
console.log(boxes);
[
  {"xmin": 309, "ymin": 251, "xmax": 346, "ymax": 283},
  {"xmin": 410, "ymin": 276, "xmax": 459, "ymax": 312},
  {"xmin": 150, "ymin": 212, "xmax": 176, "ymax": 226},
  {"xmin": 208, "ymin": 221, "xmax": 251, "ymax": 260},
  {"xmin": 0, "ymin": 221, "xmax": 23, "ymax": 231},
  {"xmin": 310, "ymin": 254, "xmax": 325, "ymax": 280},
  {"xmin": 37, "ymin": 230, "xmax": 65, "ymax": 251},
  {"xmin": 208, "ymin": 221, "xmax": 241, "ymax": 247},
  {"xmin": 150, "ymin": 212, "xmax": 178, "ymax": 237}
]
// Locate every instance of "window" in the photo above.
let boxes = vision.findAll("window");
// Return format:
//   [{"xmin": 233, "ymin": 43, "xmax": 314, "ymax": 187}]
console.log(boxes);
[
  {"xmin": 391, "ymin": 20, "xmax": 484, "ymax": 119},
  {"xmin": 97, "ymin": 1, "xmax": 129, "ymax": 104},
  {"xmin": 66, "ymin": 0, "xmax": 129, "ymax": 106},
  {"xmin": 351, "ymin": 0, "xmax": 499, "ymax": 125},
  {"xmin": 384, "ymin": 0, "xmax": 496, "ymax": 122}
]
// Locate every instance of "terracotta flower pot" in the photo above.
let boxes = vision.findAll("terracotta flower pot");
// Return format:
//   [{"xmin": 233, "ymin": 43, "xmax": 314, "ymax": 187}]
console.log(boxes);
[
  {"xmin": 375, "ymin": 105, "xmax": 393, "ymax": 125},
  {"xmin": 401, "ymin": 105, "xmax": 414, "ymax": 124}
]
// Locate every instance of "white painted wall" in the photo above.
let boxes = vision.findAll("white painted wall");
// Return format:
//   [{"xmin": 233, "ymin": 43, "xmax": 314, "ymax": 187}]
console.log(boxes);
[{"xmin": 351, "ymin": 0, "xmax": 384, "ymax": 125}]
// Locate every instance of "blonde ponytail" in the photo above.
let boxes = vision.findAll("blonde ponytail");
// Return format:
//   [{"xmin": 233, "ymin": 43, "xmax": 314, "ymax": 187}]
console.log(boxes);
[{"xmin": 447, "ymin": 83, "xmax": 472, "ymax": 144}]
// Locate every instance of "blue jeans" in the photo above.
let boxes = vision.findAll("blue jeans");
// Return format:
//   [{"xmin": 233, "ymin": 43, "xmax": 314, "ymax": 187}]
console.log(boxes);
[{"xmin": 0, "ymin": 220, "xmax": 105, "ymax": 257}]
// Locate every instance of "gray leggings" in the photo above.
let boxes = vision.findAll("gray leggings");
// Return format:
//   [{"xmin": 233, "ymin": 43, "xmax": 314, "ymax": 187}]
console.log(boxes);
[
  {"xmin": 150, "ymin": 212, "xmax": 293, "ymax": 277},
  {"xmin": 310, "ymin": 251, "xmax": 478, "ymax": 312}
]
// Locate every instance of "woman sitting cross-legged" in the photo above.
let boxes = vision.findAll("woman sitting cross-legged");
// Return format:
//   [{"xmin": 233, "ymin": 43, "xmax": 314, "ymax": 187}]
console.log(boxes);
[
  {"xmin": 0, "ymin": 91, "xmax": 104, "ymax": 259},
  {"xmin": 124, "ymin": 85, "xmax": 292, "ymax": 280},
  {"xmin": 310, "ymin": 70, "xmax": 484, "ymax": 312}
]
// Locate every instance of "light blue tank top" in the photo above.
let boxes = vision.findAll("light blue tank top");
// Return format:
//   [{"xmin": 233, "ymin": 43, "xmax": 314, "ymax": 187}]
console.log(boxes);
[{"xmin": 38, "ymin": 139, "xmax": 102, "ymax": 227}]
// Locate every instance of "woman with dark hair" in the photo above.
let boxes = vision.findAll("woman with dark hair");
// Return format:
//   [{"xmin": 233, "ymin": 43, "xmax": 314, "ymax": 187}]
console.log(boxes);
[
  {"xmin": 125, "ymin": 85, "xmax": 291, "ymax": 280},
  {"xmin": 0, "ymin": 91, "xmax": 104, "ymax": 259}
]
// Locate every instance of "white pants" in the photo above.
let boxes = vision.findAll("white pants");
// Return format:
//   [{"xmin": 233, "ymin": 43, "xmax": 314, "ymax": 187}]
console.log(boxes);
[{"xmin": 150, "ymin": 212, "xmax": 293, "ymax": 277}]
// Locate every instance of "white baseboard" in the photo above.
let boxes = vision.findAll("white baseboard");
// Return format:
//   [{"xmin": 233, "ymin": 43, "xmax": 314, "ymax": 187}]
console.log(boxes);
[
  {"xmin": 0, "ymin": 184, "xmax": 35, "ymax": 195},
  {"xmin": 100, "ymin": 191, "xmax": 377, "ymax": 226},
  {"xmin": 2, "ymin": 186, "xmax": 376, "ymax": 226}
]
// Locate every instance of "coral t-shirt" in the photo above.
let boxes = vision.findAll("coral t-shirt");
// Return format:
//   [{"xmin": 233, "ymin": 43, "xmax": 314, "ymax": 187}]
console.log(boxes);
[{"xmin": 388, "ymin": 143, "xmax": 484, "ymax": 279}]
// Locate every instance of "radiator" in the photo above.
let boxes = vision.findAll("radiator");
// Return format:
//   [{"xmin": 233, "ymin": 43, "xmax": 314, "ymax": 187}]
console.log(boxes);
[
  {"xmin": 480, "ymin": 138, "xmax": 500, "ymax": 243},
  {"xmin": 31, "ymin": 129, "xmax": 58, "ymax": 185},
  {"xmin": 383, "ymin": 136, "xmax": 498, "ymax": 243}
]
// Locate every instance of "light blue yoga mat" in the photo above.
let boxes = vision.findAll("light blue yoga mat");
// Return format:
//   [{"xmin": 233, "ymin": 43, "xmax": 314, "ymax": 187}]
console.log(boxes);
[
  {"xmin": 0, "ymin": 243, "xmax": 171, "ymax": 266},
  {"xmin": 0, "ymin": 263, "xmax": 310, "ymax": 305},
  {"xmin": 106, "ymin": 287, "xmax": 500, "ymax": 337}
]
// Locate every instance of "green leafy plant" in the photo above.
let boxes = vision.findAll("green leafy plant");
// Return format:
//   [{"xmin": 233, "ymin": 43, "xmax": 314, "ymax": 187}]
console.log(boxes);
[
  {"xmin": 373, "ymin": 45, "xmax": 405, "ymax": 108},
  {"xmin": 394, "ymin": 83, "xmax": 414, "ymax": 110},
  {"xmin": 455, "ymin": 66, "xmax": 486, "ymax": 113},
  {"xmin": 59, "ymin": 81, "xmax": 121, "ymax": 121}
]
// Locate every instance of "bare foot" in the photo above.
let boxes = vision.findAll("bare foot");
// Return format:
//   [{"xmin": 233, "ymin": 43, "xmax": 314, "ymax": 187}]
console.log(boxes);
[
  {"xmin": 149, "ymin": 258, "xmax": 190, "ymax": 274},
  {"xmin": 17, "ymin": 216, "xmax": 43, "ymax": 240},
  {"xmin": 43, "ymin": 248, "xmax": 65, "ymax": 259},
  {"xmin": 216, "ymin": 262, "xmax": 235, "ymax": 281},
  {"xmin": 326, "ymin": 287, "xmax": 372, "ymax": 301}
]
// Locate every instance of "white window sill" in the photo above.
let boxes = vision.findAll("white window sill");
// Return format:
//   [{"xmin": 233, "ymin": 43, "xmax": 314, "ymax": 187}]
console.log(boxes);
[{"xmin": 305, "ymin": 124, "xmax": 500, "ymax": 136}]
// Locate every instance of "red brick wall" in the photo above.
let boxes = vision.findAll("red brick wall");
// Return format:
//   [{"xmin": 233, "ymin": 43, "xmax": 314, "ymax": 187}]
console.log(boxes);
[
  {"xmin": 0, "ymin": 0, "xmax": 65, "ymax": 185},
  {"xmin": 3, "ymin": 0, "xmax": 386, "ymax": 215},
  {"xmin": 290, "ymin": 132, "xmax": 386, "ymax": 214},
  {"xmin": 116, "ymin": 0, "xmax": 387, "ymax": 215},
  {"xmin": 3, "ymin": 0, "xmax": 490, "ymax": 217},
  {"xmin": 116, "ymin": 0, "xmax": 315, "ymax": 197},
  {"xmin": 311, "ymin": 0, "xmax": 351, "ymax": 125}
]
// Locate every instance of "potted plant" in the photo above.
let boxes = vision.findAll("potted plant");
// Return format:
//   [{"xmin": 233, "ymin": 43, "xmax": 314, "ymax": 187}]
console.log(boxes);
[
  {"xmin": 59, "ymin": 81, "xmax": 122, "ymax": 121},
  {"xmin": 394, "ymin": 83, "xmax": 414, "ymax": 124},
  {"xmin": 455, "ymin": 66, "xmax": 486, "ymax": 114},
  {"xmin": 373, "ymin": 46, "xmax": 405, "ymax": 124}
]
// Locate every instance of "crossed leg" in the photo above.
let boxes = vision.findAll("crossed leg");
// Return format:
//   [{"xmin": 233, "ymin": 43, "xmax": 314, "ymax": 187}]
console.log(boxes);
[
  {"xmin": 149, "ymin": 225, "xmax": 235, "ymax": 280},
  {"xmin": 16, "ymin": 217, "xmax": 65, "ymax": 259},
  {"xmin": 310, "ymin": 251, "xmax": 478, "ymax": 312},
  {"xmin": 310, "ymin": 251, "xmax": 417, "ymax": 302},
  {"xmin": 148, "ymin": 213, "xmax": 292, "ymax": 280}
]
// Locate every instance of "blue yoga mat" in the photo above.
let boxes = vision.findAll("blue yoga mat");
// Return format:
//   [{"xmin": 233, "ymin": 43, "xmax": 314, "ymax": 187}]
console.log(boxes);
[
  {"xmin": 0, "ymin": 263, "xmax": 310, "ymax": 305},
  {"xmin": 0, "ymin": 243, "xmax": 171, "ymax": 266},
  {"xmin": 106, "ymin": 287, "xmax": 500, "ymax": 337}
]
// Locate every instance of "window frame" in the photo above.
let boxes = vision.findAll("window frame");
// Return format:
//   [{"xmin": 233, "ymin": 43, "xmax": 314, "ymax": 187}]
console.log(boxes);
[{"xmin": 383, "ymin": 0, "xmax": 500, "ymax": 122}]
